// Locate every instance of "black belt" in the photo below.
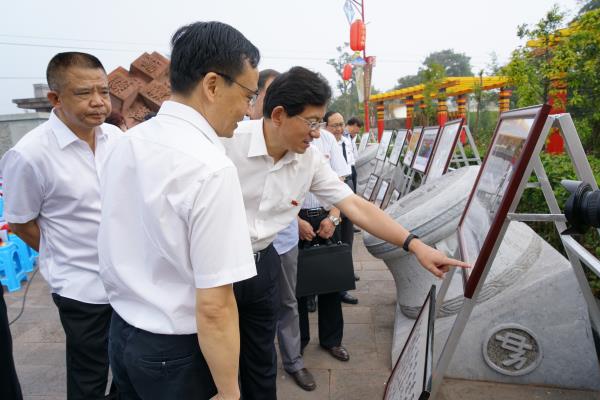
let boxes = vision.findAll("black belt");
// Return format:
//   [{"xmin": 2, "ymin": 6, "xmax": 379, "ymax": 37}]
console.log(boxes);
[
  {"xmin": 253, "ymin": 243, "xmax": 273, "ymax": 263},
  {"xmin": 299, "ymin": 207, "xmax": 327, "ymax": 218}
]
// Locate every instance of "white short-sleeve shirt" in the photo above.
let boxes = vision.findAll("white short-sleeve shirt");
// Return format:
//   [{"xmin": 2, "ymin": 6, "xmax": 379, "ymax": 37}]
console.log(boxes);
[
  {"xmin": 0, "ymin": 111, "xmax": 120, "ymax": 304},
  {"xmin": 222, "ymin": 119, "xmax": 354, "ymax": 252},
  {"xmin": 302, "ymin": 129, "xmax": 350, "ymax": 209},
  {"xmin": 98, "ymin": 101, "xmax": 256, "ymax": 334}
]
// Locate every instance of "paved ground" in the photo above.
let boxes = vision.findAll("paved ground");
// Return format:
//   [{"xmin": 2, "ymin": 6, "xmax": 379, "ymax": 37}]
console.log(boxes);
[{"xmin": 4, "ymin": 233, "xmax": 600, "ymax": 399}]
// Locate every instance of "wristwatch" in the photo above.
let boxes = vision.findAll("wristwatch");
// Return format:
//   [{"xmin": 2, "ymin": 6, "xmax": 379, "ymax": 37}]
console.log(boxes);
[{"xmin": 328, "ymin": 215, "xmax": 341, "ymax": 226}]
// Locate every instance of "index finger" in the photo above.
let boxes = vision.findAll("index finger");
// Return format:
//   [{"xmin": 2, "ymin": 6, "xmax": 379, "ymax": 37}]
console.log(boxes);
[{"xmin": 444, "ymin": 257, "xmax": 471, "ymax": 269}]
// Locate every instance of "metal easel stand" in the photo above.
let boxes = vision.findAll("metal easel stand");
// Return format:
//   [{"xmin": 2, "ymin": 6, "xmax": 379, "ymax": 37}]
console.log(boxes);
[
  {"xmin": 452, "ymin": 126, "xmax": 482, "ymax": 169},
  {"xmin": 429, "ymin": 113, "xmax": 600, "ymax": 399}
]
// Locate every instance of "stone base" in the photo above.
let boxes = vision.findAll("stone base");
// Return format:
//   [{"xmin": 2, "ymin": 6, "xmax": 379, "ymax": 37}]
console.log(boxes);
[{"xmin": 390, "ymin": 222, "xmax": 600, "ymax": 390}]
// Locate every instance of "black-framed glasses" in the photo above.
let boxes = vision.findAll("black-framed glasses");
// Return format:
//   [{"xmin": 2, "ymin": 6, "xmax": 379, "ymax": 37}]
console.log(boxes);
[
  {"xmin": 214, "ymin": 72, "xmax": 259, "ymax": 106},
  {"xmin": 328, "ymin": 122, "xmax": 345, "ymax": 129},
  {"xmin": 295, "ymin": 115, "xmax": 326, "ymax": 131}
]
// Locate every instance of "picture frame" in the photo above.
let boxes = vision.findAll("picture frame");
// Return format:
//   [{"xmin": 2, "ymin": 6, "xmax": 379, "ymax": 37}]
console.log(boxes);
[
  {"xmin": 376, "ymin": 130, "xmax": 394, "ymax": 161},
  {"xmin": 457, "ymin": 104, "xmax": 551, "ymax": 298},
  {"xmin": 381, "ymin": 188, "xmax": 401, "ymax": 210},
  {"xmin": 358, "ymin": 131, "xmax": 371, "ymax": 153},
  {"xmin": 373, "ymin": 180, "xmax": 390, "ymax": 208},
  {"xmin": 383, "ymin": 285, "xmax": 436, "ymax": 400},
  {"xmin": 403, "ymin": 126, "xmax": 423, "ymax": 167},
  {"xmin": 424, "ymin": 119, "xmax": 464, "ymax": 182},
  {"xmin": 412, "ymin": 126, "xmax": 440, "ymax": 173},
  {"xmin": 362, "ymin": 173, "xmax": 380, "ymax": 201},
  {"xmin": 388, "ymin": 129, "xmax": 409, "ymax": 166}
]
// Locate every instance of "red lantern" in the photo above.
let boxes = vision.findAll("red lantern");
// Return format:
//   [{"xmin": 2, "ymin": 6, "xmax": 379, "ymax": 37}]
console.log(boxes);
[
  {"xmin": 350, "ymin": 20, "xmax": 366, "ymax": 51},
  {"xmin": 342, "ymin": 64, "xmax": 353, "ymax": 81}
]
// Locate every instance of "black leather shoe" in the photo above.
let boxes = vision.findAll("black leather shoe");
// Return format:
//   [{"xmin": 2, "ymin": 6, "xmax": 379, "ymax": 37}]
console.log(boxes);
[
  {"xmin": 307, "ymin": 296, "xmax": 317, "ymax": 312},
  {"xmin": 354, "ymin": 274, "xmax": 360, "ymax": 281},
  {"xmin": 328, "ymin": 345, "xmax": 350, "ymax": 361},
  {"xmin": 289, "ymin": 368, "xmax": 316, "ymax": 391},
  {"xmin": 340, "ymin": 292, "xmax": 358, "ymax": 305}
]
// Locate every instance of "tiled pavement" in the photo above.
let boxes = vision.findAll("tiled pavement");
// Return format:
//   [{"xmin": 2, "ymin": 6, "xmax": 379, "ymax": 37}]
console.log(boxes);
[{"xmin": 5, "ymin": 233, "xmax": 600, "ymax": 399}]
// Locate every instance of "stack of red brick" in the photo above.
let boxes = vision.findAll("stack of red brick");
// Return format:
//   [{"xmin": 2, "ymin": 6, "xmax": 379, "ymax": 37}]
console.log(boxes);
[{"xmin": 108, "ymin": 52, "xmax": 171, "ymax": 128}]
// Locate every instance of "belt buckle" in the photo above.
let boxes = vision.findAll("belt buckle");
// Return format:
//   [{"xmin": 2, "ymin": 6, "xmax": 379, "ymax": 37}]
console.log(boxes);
[{"xmin": 306, "ymin": 208, "xmax": 322, "ymax": 217}]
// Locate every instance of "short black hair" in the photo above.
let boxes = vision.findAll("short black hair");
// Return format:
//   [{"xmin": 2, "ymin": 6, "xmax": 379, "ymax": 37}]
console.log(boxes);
[
  {"xmin": 346, "ymin": 117, "xmax": 363, "ymax": 127},
  {"xmin": 170, "ymin": 21, "xmax": 260, "ymax": 95},
  {"xmin": 323, "ymin": 111, "xmax": 340, "ymax": 125},
  {"xmin": 46, "ymin": 52, "xmax": 106, "ymax": 92},
  {"xmin": 263, "ymin": 66, "xmax": 331, "ymax": 118},
  {"xmin": 258, "ymin": 69, "xmax": 280, "ymax": 92}
]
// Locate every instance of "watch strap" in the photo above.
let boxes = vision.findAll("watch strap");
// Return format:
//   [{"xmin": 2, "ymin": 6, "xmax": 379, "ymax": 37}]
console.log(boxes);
[{"xmin": 402, "ymin": 233, "xmax": 419, "ymax": 252}]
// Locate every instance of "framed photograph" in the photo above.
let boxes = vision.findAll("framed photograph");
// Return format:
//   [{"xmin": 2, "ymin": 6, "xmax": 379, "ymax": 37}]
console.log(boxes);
[
  {"xmin": 388, "ymin": 129, "xmax": 409, "ymax": 166},
  {"xmin": 412, "ymin": 126, "xmax": 440, "ymax": 173},
  {"xmin": 403, "ymin": 126, "xmax": 423, "ymax": 167},
  {"xmin": 424, "ymin": 119, "xmax": 464, "ymax": 182},
  {"xmin": 376, "ymin": 130, "xmax": 394, "ymax": 161},
  {"xmin": 383, "ymin": 285, "xmax": 436, "ymax": 400},
  {"xmin": 382, "ymin": 188, "xmax": 401, "ymax": 210},
  {"xmin": 362, "ymin": 173, "xmax": 380, "ymax": 201},
  {"xmin": 457, "ymin": 104, "xmax": 551, "ymax": 298},
  {"xmin": 358, "ymin": 132, "xmax": 371, "ymax": 153},
  {"xmin": 373, "ymin": 180, "xmax": 390, "ymax": 208}
]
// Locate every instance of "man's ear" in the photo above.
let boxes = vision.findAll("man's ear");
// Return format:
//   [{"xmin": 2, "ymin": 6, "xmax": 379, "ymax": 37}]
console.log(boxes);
[
  {"xmin": 270, "ymin": 106, "xmax": 285, "ymax": 127},
  {"xmin": 47, "ymin": 91, "xmax": 60, "ymax": 108},
  {"xmin": 198, "ymin": 72, "xmax": 219, "ymax": 103}
]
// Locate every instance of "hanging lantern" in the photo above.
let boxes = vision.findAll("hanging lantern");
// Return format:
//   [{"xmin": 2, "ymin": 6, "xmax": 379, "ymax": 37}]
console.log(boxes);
[
  {"xmin": 350, "ymin": 20, "xmax": 366, "ymax": 51},
  {"xmin": 342, "ymin": 64, "xmax": 353, "ymax": 81}
]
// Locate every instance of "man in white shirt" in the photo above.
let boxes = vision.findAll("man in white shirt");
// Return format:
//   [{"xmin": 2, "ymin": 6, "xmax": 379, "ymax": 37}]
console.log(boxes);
[
  {"xmin": 345, "ymin": 117, "xmax": 363, "ymax": 192},
  {"xmin": 98, "ymin": 22, "xmax": 258, "ymax": 400},
  {"xmin": 223, "ymin": 66, "xmax": 469, "ymax": 399},
  {"xmin": 0, "ymin": 52, "xmax": 122, "ymax": 399}
]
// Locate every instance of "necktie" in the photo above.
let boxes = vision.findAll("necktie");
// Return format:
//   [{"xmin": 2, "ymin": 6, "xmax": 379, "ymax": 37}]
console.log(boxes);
[{"xmin": 342, "ymin": 141, "xmax": 347, "ymax": 162}]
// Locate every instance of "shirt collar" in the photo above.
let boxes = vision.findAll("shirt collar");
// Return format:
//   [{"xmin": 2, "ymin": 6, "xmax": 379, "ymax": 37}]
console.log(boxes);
[
  {"xmin": 49, "ymin": 110, "xmax": 109, "ymax": 150},
  {"xmin": 248, "ymin": 119, "xmax": 298, "ymax": 166},
  {"xmin": 157, "ymin": 100, "xmax": 225, "ymax": 153}
]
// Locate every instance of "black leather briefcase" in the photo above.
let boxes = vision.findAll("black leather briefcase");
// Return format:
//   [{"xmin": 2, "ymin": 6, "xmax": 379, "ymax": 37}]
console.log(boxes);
[{"xmin": 296, "ymin": 241, "xmax": 356, "ymax": 297}]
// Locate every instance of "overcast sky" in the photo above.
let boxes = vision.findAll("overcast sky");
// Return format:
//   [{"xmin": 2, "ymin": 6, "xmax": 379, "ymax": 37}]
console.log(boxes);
[{"xmin": 1, "ymin": 0, "xmax": 579, "ymax": 115}]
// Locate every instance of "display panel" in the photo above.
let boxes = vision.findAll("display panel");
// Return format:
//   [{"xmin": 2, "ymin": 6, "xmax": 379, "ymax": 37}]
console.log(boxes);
[
  {"xmin": 383, "ymin": 285, "xmax": 436, "ymax": 400},
  {"xmin": 424, "ymin": 119, "xmax": 464, "ymax": 182},
  {"xmin": 362, "ymin": 174, "xmax": 380, "ymax": 201},
  {"xmin": 403, "ymin": 127, "xmax": 423, "ymax": 167},
  {"xmin": 388, "ymin": 129, "xmax": 409, "ymax": 166},
  {"xmin": 457, "ymin": 104, "xmax": 551, "ymax": 298},
  {"xmin": 412, "ymin": 126, "xmax": 440, "ymax": 173},
  {"xmin": 373, "ymin": 180, "xmax": 390, "ymax": 208},
  {"xmin": 376, "ymin": 130, "xmax": 394, "ymax": 161}
]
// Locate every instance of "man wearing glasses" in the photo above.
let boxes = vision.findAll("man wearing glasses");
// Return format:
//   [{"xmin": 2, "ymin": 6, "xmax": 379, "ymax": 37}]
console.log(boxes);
[
  {"xmin": 97, "ymin": 22, "xmax": 259, "ymax": 400},
  {"xmin": 222, "ymin": 66, "xmax": 469, "ymax": 399}
]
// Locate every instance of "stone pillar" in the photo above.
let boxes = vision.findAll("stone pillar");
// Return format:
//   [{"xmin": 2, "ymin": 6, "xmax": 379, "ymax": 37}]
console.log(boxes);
[
  {"xmin": 499, "ymin": 87, "xmax": 512, "ymax": 113},
  {"xmin": 405, "ymin": 96, "xmax": 414, "ymax": 130},
  {"xmin": 437, "ymin": 89, "xmax": 448, "ymax": 126},
  {"xmin": 547, "ymin": 73, "xmax": 566, "ymax": 154},
  {"xmin": 376, "ymin": 101, "xmax": 385, "ymax": 142}
]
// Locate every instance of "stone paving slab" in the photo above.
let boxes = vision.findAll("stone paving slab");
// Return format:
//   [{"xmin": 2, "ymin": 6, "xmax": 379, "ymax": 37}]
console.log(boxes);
[{"xmin": 4, "ymin": 233, "xmax": 600, "ymax": 399}]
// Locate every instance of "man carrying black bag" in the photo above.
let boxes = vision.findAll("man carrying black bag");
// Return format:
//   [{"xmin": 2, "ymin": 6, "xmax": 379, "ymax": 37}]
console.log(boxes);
[{"xmin": 296, "ymin": 126, "xmax": 351, "ymax": 363}]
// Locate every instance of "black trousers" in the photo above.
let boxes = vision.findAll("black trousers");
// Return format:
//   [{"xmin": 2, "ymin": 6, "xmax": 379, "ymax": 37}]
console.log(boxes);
[
  {"xmin": 297, "ymin": 211, "xmax": 344, "ymax": 349},
  {"xmin": 233, "ymin": 244, "xmax": 280, "ymax": 400},
  {"xmin": 108, "ymin": 312, "xmax": 217, "ymax": 400},
  {"xmin": 0, "ymin": 285, "xmax": 23, "ymax": 400},
  {"xmin": 52, "ymin": 293, "xmax": 114, "ymax": 400}
]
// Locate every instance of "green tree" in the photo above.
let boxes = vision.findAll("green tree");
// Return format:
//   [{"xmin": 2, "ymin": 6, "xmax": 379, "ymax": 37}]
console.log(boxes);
[
  {"xmin": 503, "ymin": 6, "xmax": 566, "ymax": 106},
  {"xmin": 552, "ymin": 8, "xmax": 600, "ymax": 154},
  {"xmin": 422, "ymin": 49, "xmax": 473, "ymax": 76}
]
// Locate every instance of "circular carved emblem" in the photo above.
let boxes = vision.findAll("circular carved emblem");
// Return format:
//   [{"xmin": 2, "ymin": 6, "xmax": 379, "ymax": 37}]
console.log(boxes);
[{"xmin": 483, "ymin": 324, "xmax": 542, "ymax": 376}]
